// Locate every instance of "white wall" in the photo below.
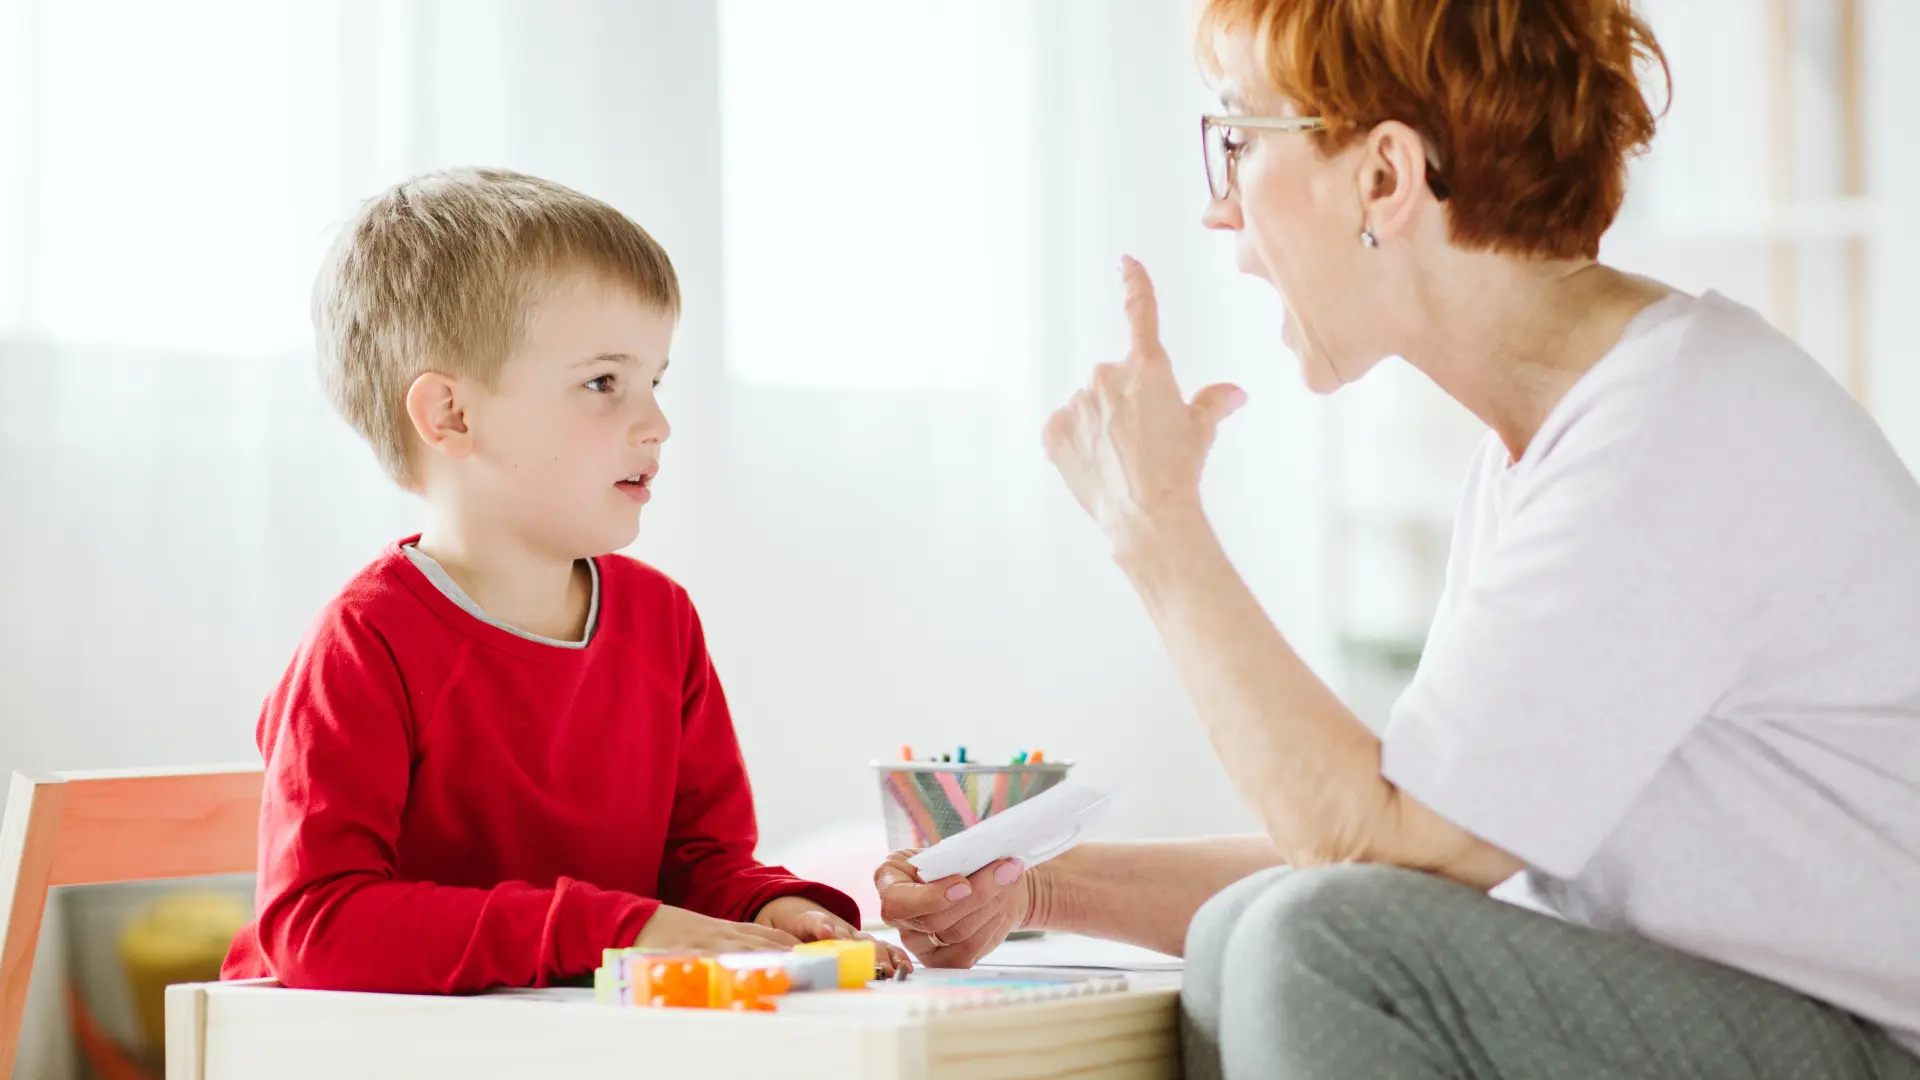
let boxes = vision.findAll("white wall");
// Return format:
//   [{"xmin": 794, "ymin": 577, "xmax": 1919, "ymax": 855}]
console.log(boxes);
[{"xmin": 0, "ymin": 1, "xmax": 1300, "ymax": 872}]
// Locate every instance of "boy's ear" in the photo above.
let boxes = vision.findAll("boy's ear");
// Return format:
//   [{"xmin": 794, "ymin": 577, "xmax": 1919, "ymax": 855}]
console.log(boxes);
[{"xmin": 404, "ymin": 372, "xmax": 475, "ymax": 460}]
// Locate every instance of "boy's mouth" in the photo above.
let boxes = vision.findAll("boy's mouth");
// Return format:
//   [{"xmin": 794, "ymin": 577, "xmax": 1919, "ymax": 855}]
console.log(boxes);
[{"xmin": 615, "ymin": 466, "xmax": 657, "ymax": 504}]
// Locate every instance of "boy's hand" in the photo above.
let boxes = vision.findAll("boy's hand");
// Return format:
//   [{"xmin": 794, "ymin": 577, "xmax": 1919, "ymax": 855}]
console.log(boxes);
[
  {"xmin": 632, "ymin": 903, "xmax": 801, "ymax": 954},
  {"xmin": 754, "ymin": 896, "xmax": 914, "ymax": 979}
]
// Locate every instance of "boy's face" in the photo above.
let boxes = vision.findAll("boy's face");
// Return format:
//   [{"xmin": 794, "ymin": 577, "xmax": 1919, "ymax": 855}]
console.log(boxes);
[{"xmin": 459, "ymin": 273, "xmax": 674, "ymax": 559}]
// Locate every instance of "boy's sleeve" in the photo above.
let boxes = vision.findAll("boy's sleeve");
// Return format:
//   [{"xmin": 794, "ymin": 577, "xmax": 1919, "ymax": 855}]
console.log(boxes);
[
  {"xmin": 654, "ymin": 600, "xmax": 861, "ymax": 927},
  {"xmin": 250, "ymin": 610, "xmax": 659, "ymax": 993}
]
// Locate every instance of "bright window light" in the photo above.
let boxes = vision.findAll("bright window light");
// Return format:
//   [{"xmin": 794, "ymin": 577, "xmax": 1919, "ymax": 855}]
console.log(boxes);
[{"xmin": 717, "ymin": 1, "xmax": 1036, "ymax": 392}]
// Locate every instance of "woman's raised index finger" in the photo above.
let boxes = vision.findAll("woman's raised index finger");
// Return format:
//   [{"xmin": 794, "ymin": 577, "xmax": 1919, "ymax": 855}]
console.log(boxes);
[{"xmin": 1120, "ymin": 255, "xmax": 1166, "ymax": 361}]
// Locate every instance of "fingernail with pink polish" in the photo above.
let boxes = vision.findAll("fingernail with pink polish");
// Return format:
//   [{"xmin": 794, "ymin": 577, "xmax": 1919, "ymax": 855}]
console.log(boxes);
[
  {"xmin": 946, "ymin": 882, "xmax": 973, "ymax": 901},
  {"xmin": 995, "ymin": 859, "xmax": 1024, "ymax": 886}
]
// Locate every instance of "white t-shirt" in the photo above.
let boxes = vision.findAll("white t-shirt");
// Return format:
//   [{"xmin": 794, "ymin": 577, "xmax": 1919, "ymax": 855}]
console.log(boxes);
[{"xmin": 1382, "ymin": 290, "xmax": 1920, "ymax": 1052}]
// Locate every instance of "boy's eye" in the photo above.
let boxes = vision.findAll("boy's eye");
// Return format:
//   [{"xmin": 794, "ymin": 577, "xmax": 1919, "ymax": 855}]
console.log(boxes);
[{"xmin": 585, "ymin": 374, "xmax": 617, "ymax": 393}]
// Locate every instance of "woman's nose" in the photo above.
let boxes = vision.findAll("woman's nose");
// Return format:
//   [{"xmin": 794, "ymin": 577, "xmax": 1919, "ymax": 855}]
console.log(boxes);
[{"xmin": 1201, "ymin": 195, "xmax": 1241, "ymax": 232}]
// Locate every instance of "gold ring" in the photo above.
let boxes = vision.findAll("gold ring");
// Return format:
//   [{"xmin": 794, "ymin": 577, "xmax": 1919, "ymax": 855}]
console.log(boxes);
[{"xmin": 926, "ymin": 931, "xmax": 947, "ymax": 948}]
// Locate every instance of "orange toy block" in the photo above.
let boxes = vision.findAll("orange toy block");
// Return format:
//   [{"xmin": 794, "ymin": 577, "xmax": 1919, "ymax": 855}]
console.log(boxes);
[
  {"xmin": 634, "ymin": 956, "xmax": 711, "ymax": 1009},
  {"xmin": 712, "ymin": 960, "xmax": 792, "ymax": 1012}
]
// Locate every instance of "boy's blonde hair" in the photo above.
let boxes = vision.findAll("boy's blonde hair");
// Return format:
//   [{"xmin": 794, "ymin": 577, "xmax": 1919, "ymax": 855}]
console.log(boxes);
[{"xmin": 314, "ymin": 167, "xmax": 680, "ymax": 488}]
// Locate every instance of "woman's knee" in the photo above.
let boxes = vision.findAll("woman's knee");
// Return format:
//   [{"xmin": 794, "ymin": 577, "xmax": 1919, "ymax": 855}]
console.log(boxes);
[
  {"xmin": 1206, "ymin": 865, "xmax": 1465, "ymax": 1076},
  {"xmin": 1185, "ymin": 865, "xmax": 1295, "ymax": 965},
  {"xmin": 1225, "ymin": 863, "xmax": 1457, "ymax": 976},
  {"xmin": 1183, "ymin": 863, "xmax": 1298, "ymax": 1080}
]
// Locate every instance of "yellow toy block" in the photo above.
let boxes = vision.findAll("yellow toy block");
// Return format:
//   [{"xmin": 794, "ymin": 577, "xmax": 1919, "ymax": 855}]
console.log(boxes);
[{"xmin": 792, "ymin": 939, "xmax": 877, "ymax": 989}]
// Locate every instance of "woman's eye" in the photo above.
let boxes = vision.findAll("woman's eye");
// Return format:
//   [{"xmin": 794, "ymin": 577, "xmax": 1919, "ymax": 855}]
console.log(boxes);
[{"xmin": 585, "ymin": 374, "xmax": 616, "ymax": 393}]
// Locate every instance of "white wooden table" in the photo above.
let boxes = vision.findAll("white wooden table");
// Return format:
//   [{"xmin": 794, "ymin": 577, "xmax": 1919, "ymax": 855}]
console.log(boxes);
[{"xmin": 164, "ymin": 978, "xmax": 1181, "ymax": 1080}]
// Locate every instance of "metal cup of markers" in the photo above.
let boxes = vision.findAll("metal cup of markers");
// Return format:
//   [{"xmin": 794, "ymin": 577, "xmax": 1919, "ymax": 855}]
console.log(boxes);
[{"xmin": 872, "ymin": 759, "xmax": 1074, "ymax": 853}]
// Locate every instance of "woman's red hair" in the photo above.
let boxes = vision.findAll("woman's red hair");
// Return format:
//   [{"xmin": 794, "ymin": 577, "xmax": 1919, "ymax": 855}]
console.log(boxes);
[{"xmin": 1196, "ymin": 0, "xmax": 1671, "ymax": 259}]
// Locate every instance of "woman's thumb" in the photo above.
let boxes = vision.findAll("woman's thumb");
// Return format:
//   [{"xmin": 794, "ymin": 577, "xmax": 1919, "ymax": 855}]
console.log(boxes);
[{"xmin": 1192, "ymin": 383, "xmax": 1249, "ymax": 427}]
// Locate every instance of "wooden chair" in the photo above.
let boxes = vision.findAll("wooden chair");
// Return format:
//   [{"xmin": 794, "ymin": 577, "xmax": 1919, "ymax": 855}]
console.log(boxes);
[{"xmin": 0, "ymin": 765, "xmax": 263, "ymax": 1078}]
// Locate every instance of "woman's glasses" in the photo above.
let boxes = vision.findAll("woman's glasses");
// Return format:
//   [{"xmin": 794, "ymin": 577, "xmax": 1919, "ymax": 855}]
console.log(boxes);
[{"xmin": 1201, "ymin": 115, "xmax": 1452, "ymax": 203}]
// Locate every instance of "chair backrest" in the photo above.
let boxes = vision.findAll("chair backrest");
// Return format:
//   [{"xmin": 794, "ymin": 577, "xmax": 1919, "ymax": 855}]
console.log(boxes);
[{"xmin": 0, "ymin": 765, "xmax": 262, "ymax": 1078}]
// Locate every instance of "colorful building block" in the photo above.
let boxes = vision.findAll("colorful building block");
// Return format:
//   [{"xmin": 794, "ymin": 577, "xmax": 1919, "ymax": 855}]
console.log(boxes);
[
  {"xmin": 595, "ymin": 948, "xmax": 701, "ymax": 1005},
  {"xmin": 711, "ymin": 955, "xmax": 793, "ymax": 1011},
  {"xmin": 592, "ymin": 941, "xmax": 880, "ymax": 1008},
  {"xmin": 634, "ymin": 955, "xmax": 712, "ymax": 1008},
  {"xmin": 594, "ymin": 962, "xmax": 623, "ymax": 1006},
  {"xmin": 783, "ymin": 952, "xmax": 842, "ymax": 992},
  {"xmin": 792, "ymin": 939, "xmax": 877, "ymax": 989}
]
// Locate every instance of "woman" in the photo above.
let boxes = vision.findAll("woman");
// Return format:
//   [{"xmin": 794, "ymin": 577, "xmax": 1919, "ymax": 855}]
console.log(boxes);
[{"xmin": 875, "ymin": 2, "xmax": 1920, "ymax": 1077}]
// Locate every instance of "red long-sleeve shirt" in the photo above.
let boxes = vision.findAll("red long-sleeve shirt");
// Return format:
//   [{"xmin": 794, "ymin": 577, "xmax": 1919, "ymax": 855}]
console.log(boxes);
[{"xmin": 221, "ymin": 539, "xmax": 855, "ymax": 993}]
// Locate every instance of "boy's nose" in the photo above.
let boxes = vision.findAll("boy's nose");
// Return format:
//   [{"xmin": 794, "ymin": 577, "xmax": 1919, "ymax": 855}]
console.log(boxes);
[{"xmin": 631, "ymin": 402, "xmax": 670, "ymax": 445}]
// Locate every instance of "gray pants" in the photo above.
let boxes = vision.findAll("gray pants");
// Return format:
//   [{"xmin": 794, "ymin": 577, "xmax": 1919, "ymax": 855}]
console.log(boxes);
[{"xmin": 1182, "ymin": 864, "xmax": 1920, "ymax": 1080}]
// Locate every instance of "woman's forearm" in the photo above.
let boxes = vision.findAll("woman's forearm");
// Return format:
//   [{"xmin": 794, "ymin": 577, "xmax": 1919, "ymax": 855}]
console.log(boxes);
[
  {"xmin": 1024, "ymin": 837, "xmax": 1284, "ymax": 955},
  {"xmin": 1113, "ymin": 510, "xmax": 1522, "ymax": 889},
  {"xmin": 1115, "ymin": 509, "xmax": 1396, "ymax": 869}
]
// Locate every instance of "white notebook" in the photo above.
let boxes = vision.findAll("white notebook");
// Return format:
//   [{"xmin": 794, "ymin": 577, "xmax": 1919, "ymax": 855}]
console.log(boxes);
[{"xmin": 770, "ymin": 969, "xmax": 1128, "ymax": 1016}]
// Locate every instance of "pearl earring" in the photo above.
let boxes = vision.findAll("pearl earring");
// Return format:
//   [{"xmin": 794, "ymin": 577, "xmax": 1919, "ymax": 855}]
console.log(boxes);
[{"xmin": 1361, "ymin": 226, "xmax": 1379, "ymax": 248}]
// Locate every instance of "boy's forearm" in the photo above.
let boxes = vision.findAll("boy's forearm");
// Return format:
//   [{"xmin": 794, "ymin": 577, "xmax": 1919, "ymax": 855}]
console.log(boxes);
[
  {"xmin": 1024, "ymin": 837, "xmax": 1284, "ymax": 956},
  {"xmin": 661, "ymin": 846, "xmax": 863, "ymax": 929},
  {"xmin": 258, "ymin": 873, "xmax": 656, "ymax": 993}
]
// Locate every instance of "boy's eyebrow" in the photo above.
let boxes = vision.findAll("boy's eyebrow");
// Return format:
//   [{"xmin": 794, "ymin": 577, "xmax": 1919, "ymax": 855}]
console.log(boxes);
[
  {"xmin": 575, "ymin": 352, "xmax": 635, "ymax": 367},
  {"xmin": 574, "ymin": 352, "xmax": 669, "ymax": 373}
]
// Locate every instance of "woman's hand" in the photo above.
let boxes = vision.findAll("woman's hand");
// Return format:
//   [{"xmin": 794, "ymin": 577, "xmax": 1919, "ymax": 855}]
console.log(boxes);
[
  {"xmin": 874, "ymin": 852, "xmax": 1030, "ymax": 968},
  {"xmin": 1043, "ymin": 257, "xmax": 1246, "ymax": 555}
]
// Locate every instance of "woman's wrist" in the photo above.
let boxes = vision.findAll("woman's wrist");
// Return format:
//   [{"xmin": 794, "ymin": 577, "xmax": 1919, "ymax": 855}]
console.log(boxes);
[
  {"xmin": 1112, "ymin": 502, "xmax": 1221, "ymax": 595},
  {"xmin": 1020, "ymin": 851, "xmax": 1071, "ymax": 933}
]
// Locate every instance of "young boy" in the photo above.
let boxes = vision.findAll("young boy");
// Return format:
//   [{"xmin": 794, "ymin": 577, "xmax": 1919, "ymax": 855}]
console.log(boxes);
[{"xmin": 221, "ymin": 168, "xmax": 909, "ymax": 992}]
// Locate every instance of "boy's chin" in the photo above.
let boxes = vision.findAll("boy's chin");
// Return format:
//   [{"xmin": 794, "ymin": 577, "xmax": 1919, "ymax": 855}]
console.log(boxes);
[
  {"xmin": 593, "ymin": 517, "xmax": 643, "ymax": 556},
  {"xmin": 548, "ymin": 511, "xmax": 642, "ymax": 560}
]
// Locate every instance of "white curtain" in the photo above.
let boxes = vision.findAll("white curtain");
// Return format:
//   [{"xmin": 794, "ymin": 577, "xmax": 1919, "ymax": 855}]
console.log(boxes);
[
  {"xmin": 8, "ymin": 0, "xmax": 1915, "ymax": 862},
  {"xmin": 0, "ymin": 0, "xmax": 729, "ymax": 786},
  {"xmin": 0, "ymin": 0, "xmax": 1332, "ymax": 868},
  {"xmin": 700, "ymin": 0, "xmax": 1333, "ymax": 847}
]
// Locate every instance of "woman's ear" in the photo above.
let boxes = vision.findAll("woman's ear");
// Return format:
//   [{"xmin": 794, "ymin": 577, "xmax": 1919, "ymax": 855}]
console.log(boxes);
[
  {"xmin": 404, "ymin": 371, "xmax": 475, "ymax": 461},
  {"xmin": 1358, "ymin": 120, "xmax": 1431, "ymax": 245}
]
